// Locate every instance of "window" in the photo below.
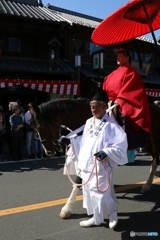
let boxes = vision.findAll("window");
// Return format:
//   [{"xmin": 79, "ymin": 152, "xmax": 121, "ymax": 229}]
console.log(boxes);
[
  {"xmin": 73, "ymin": 39, "xmax": 90, "ymax": 56},
  {"xmin": 90, "ymin": 43, "xmax": 104, "ymax": 55},
  {"xmin": 50, "ymin": 49, "xmax": 55, "ymax": 60},
  {"xmin": 133, "ymin": 51, "xmax": 153, "ymax": 63},
  {"xmin": 144, "ymin": 53, "xmax": 153, "ymax": 63},
  {"xmin": 8, "ymin": 37, "xmax": 21, "ymax": 52}
]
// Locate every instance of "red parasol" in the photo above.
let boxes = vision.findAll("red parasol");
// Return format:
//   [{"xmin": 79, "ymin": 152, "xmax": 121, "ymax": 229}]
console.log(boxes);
[{"xmin": 91, "ymin": 0, "xmax": 160, "ymax": 46}]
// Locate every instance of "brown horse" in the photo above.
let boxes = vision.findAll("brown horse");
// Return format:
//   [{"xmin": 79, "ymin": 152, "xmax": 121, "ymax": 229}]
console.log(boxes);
[{"xmin": 31, "ymin": 98, "xmax": 160, "ymax": 218}]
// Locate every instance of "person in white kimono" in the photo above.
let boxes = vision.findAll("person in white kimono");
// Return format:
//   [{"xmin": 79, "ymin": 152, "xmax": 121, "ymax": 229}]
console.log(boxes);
[{"xmin": 69, "ymin": 87, "xmax": 128, "ymax": 229}]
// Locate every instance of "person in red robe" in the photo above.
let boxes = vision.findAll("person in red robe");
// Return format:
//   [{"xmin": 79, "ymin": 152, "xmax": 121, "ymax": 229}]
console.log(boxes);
[{"xmin": 103, "ymin": 48, "xmax": 151, "ymax": 148}]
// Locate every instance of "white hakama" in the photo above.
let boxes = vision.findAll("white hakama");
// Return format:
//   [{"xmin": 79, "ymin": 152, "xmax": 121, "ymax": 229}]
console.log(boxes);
[{"xmin": 68, "ymin": 114, "xmax": 128, "ymax": 225}]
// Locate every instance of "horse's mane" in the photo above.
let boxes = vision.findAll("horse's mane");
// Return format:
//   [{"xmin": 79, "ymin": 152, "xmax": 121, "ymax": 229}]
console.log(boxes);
[{"xmin": 38, "ymin": 98, "xmax": 89, "ymax": 121}]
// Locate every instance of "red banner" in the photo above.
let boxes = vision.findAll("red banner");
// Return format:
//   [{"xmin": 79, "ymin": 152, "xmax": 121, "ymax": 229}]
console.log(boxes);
[
  {"xmin": 0, "ymin": 79, "xmax": 80, "ymax": 95},
  {"xmin": 146, "ymin": 88, "xmax": 160, "ymax": 97},
  {"xmin": 0, "ymin": 79, "xmax": 159, "ymax": 98}
]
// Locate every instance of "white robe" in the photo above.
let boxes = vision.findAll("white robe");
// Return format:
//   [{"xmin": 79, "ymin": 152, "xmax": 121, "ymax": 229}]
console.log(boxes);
[{"xmin": 69, "ymin": 113, "xmax": 128, "ymax": 225}]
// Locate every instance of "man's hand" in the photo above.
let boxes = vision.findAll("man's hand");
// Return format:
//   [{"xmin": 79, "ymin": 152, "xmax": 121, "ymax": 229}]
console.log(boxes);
[{"xmin": 94, "ymin": 151, "xmax": 107, "ymax": 161}]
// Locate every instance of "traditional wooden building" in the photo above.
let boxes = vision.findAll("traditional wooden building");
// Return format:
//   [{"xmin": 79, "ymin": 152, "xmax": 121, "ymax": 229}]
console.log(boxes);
[{"xmin": 0, "ymin": 0, "xmax": 160, "ymax": 110}]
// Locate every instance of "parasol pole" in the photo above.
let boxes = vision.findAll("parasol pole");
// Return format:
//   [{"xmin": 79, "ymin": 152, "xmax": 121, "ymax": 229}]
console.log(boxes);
[
  {"xmin": 142, "ymin": 2, "xmax": 160, "ymax": 54},
  {"xmin": 149, "ymin": 24, "xmax": 160, "ymax": 54}
]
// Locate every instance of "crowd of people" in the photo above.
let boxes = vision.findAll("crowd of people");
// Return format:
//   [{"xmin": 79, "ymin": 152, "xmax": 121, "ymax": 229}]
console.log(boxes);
[{"xmin": 0, "ymin": 100, "xmax": 44, "ymax": 161}]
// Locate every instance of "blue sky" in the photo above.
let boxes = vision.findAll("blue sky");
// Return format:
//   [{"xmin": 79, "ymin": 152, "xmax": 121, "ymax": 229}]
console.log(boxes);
[{"xmin": 42, "ymin": 0, "xmax": 160, "ymax": 40}]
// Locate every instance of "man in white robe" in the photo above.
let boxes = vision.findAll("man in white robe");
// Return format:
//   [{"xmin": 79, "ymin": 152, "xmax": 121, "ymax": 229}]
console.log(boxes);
[{"xmin": 69, "ymin": 87, "xmax": 128, "ymax": 228}]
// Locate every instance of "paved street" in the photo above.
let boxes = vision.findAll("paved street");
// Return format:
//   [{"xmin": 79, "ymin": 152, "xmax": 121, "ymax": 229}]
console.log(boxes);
[{"xmin": 0, "ymin": 153, "xmax": 160, "ymax": 240}]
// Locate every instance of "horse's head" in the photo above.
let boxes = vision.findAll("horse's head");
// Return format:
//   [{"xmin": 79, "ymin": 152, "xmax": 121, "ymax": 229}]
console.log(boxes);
[
  {"xmin": 31, "ymin": 103, "xmax": 63, "ymax": 157},
  {"xmin": 30, "ymin": 98, "xmax": 92, "ymax": 157}
]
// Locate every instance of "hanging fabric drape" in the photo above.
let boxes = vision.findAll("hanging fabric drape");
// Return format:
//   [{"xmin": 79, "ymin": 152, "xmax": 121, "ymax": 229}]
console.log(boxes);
[
  {"xmin": 0, "ymin": 78, "xmax": 80, "ymax": 95},
  {"xmin": 146, "ymin": 88, "xmax": 160, "ymax": 97}
]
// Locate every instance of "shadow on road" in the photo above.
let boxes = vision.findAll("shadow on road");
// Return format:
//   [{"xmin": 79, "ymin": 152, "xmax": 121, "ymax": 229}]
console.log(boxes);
[
  {"xmin": 116, "ymin": 184, "xmax": 160, "ymax": 239},
  {"xmin": 0, "ymin": 157, "xmax": 65, "ymax": 173},
  {"xmin": 120, "ymin": 210, "xmax": 159, "ymax": 239}
]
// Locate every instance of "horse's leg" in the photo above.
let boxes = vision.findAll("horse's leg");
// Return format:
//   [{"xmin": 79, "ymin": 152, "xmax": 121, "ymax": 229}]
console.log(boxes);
[
  {"xmin": 155, "ymin": 165, "xmax": 160, "ymax": 177},
  {"xmin": 141, "ymin": 156, "xmax": 159, "ymax": 193},
  {"xmin": 59, "ymin": 176, "xmax": 82, "ymax": 219}
]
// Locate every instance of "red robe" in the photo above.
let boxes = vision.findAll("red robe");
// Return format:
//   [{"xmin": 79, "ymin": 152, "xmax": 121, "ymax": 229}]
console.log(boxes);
[{"xmin": 103, "ymin": 65, "xmax": 151, "ymax": 134}]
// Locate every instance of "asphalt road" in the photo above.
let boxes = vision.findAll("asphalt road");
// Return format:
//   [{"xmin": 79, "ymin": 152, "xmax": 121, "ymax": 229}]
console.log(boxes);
[{"xmin": 0, "ymin": 154, "xmax": 160, "ymax": 240}]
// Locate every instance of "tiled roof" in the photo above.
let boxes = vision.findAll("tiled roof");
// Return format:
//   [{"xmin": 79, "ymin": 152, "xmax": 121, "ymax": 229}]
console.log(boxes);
[
  {"xmin": 0, "ymin": 0, "xmax": 100, "ymax": 26},
  {"xmin": 64, "ymin": 60, "xmax": 103, "ymax": 79},
  {"xmin": 46, "ymin": 4, "xmax": 102, "ymax": 28},
  {"xmin": 64, "ymin": 60, "xmax": 116, "ymax": 79},
  {"xmin": 0, "ymin": 56, "xmax": 159, "ymax": 84},
  {"xmin": 0, "ymin": 0, "xmax": 72, "ymax": 24},
  {"xmin": 46, "ymin": 5, "xmax": 159, "ymax": 43},
  {"xmin": 0, "ymin": 0, "xmax": 159, "ymax": 44},
  {"xmin": 0, "ymin": 0, "xmax": 100, "ymax": 27},
  {"xmin": 10, "ymin": 0, "xmax": 41, "ymax": 6},
  {"xmin": 136, "ymin": 35, "xmax": 160, "ymax": 45},
  {"xmin": 80, "ymin": 62, "xmax": 115, "ymax": 79},
  {"xmin": 0, "ymin": 56, "xmax": 76, "ymax": 74}
]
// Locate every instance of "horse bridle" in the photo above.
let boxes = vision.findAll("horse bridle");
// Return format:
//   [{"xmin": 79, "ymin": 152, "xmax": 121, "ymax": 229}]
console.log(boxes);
[
  {"xmin": 38, "ymin": 119, "xmax": 71, "ymax": 153},
  {"xmin": 38, "ymin": 104, "xmax": 117, "ymax": 154}
]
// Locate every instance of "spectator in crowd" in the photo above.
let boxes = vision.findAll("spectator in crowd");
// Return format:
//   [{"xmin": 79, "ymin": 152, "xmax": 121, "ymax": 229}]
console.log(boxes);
[
  {"xmin": 24, "ymin": 102, "xmax": 35, "ymax": 159},
  {"xmin": 16, "ymin": 99, "xmax": 25, "ymax": 121},
  {"xmin": 9, "ymin": 105, "xmax": 24, "ymax": 161},
  {"xmin": 0, "ymin": 104, "xmax": 6, "ymax": 160},
  {"xmin": 5, "ymin": 102, "xmax": 13, "ymax": 158}
]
